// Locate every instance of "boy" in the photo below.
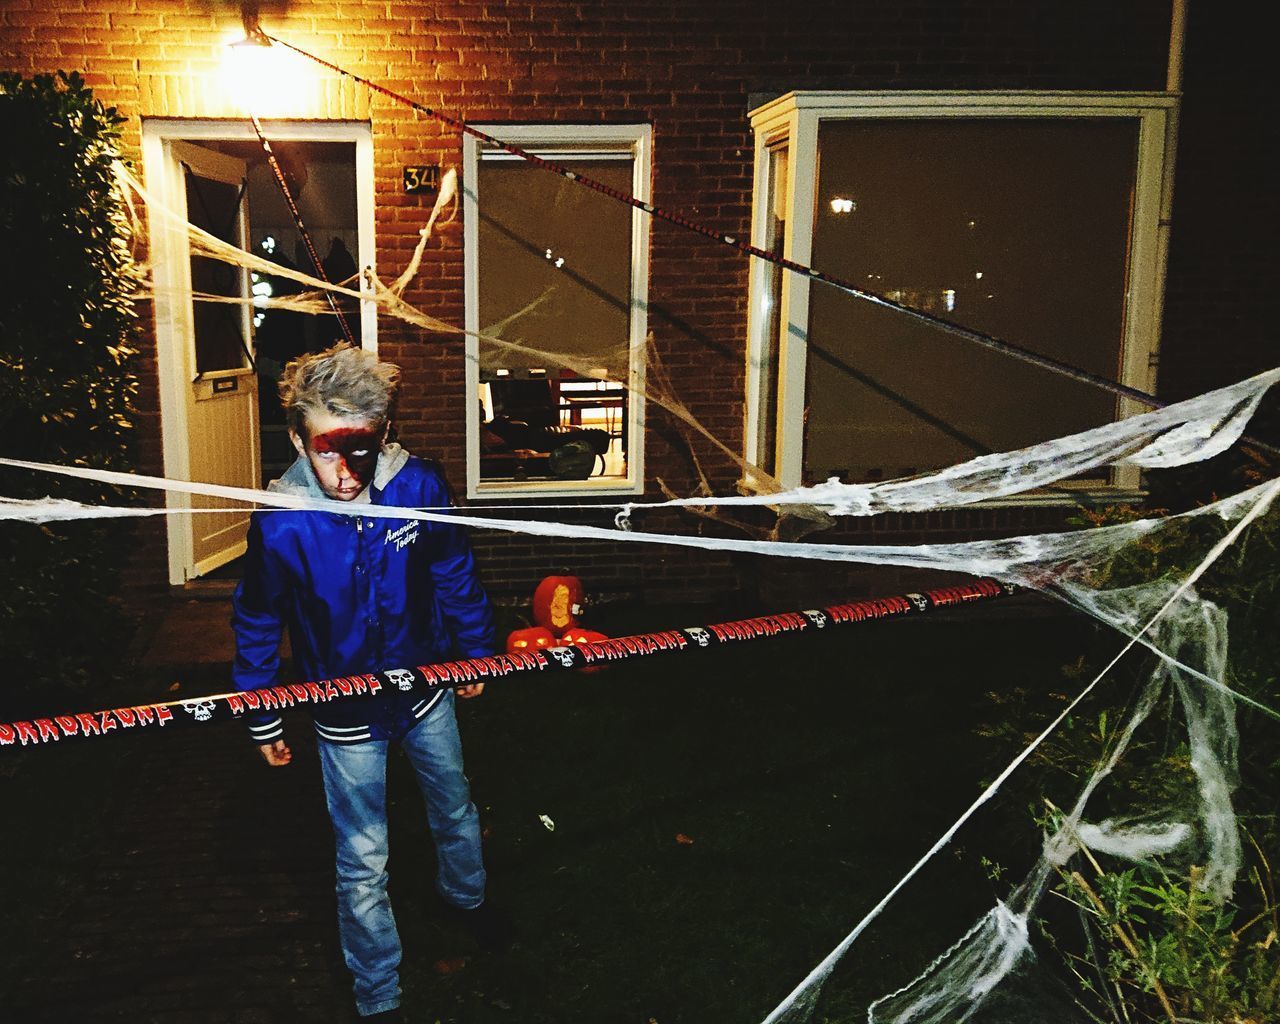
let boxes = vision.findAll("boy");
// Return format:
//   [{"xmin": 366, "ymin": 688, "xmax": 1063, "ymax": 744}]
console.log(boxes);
[{"xmin": 232, "ymin": 344, "xmax": 497, "ymax": 1022}]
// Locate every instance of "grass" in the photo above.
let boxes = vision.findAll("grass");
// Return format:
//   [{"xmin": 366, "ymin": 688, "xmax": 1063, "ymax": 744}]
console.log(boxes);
[{"xmin": 384, "ymin": 604, "xmax": 1102, "ymax": 1023}]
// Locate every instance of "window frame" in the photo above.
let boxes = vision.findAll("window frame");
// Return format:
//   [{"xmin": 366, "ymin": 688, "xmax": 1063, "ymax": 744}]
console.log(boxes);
[
  {"xmin": 463, "ymin": 123, "xmax": 652, "ymax": 500},
  {"xmin": 743, "ymin": 91, "xmax": 1180, "ymax": 500}
]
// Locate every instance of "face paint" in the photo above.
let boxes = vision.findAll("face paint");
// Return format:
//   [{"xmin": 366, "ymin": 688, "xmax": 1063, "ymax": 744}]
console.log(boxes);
[{"xmin": 300, "ymin": 420, "xmax": 383, "ymax": 501}]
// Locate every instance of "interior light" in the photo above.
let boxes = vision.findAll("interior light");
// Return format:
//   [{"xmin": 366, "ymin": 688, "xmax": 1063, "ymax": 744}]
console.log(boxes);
[
  {"xmin": 495, "ymin": 369, "xmax": 511, "ymax": 377},
  {"xmin": 829, "ymin": 197, "xmax": 856, "ymax": 214},
  {"xmin": 975, "ymin": 271, "xmax": 984, "ymax": 280},
  {"xmin": 943, "ymin": 289, "xmax": 956, "ymax": 312}
]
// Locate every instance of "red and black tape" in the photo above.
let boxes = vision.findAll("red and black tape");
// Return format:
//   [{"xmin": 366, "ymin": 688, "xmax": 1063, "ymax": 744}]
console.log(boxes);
[{"xmin": 0, "ymin": 578, "xmax": 1013, "ymax": 750}]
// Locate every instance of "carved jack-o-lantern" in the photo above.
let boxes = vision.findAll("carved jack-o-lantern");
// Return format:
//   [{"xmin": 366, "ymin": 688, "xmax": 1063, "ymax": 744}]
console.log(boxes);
[
  {"xmin": 532, "ymin": 575, "xmax": 585, "ymax": 635},
  {"xmin": 506, "ymin": 626, "xmax": 557, "ymax": 655},
  {"xmin": 562, "ymin": 628, "xmax": 609, "ymax": 674}
]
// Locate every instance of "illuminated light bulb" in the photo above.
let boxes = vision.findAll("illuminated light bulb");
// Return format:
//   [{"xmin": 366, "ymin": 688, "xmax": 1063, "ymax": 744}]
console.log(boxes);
[
  {"xmin": 829, "ymin": 197, "xmax": 855, "ymax": 214},
  {"xmin": 554, "ymin": 257, "xmax": 565, "ymax": 268},
  {"xmin": 221, "ymin": 32, "xmax": 307, "ymax": 116},
  {"xmin": 975, "ymin": 271, "xmax": 984, "ymax": 280}
]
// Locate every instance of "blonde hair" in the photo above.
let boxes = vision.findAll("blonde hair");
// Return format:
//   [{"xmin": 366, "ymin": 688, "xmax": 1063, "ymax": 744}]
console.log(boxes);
[{"xmin": 279, "ymin": 344, "xmax": 401, "ymax": 435}]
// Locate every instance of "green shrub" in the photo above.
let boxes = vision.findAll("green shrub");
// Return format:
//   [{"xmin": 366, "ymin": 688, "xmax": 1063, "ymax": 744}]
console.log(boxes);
[
  {"xmin": 1043, "ymin": 853, "xmax": 1280, "ymax": 1024},
  {"xmin": 0, "ymin": 71, "xmax": 139, "ymax": 706},
  {"xmin": 977, "ymin": 494, "xmax": 1280, "ymax": 1020}
]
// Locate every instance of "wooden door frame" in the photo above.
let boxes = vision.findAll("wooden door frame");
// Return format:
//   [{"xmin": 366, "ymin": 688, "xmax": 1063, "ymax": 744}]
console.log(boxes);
[{"xmin": 141, "ymin": 118, "xmax": 377, "ymax": 585}]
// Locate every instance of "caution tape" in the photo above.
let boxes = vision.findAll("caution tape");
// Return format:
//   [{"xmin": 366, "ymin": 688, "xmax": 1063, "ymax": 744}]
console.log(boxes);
[{"xmin": 0, "ymin": 578, "xmax": 1013, "ymax": 750}]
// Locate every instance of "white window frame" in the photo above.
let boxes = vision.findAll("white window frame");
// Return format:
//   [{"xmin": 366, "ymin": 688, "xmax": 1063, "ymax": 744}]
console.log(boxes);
[
  {"xmin": 744, "ymin": 91, "xmax": 1180, "ymax": 500},
  {"xmin": 463, "ymin": 124, "xmax": 651, "ymax": 500}
]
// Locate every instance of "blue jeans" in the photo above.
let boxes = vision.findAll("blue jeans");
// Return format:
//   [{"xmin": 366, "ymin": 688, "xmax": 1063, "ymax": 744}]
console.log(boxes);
[{"xmin": 317, "ymin": 691, "xmax": 486, "ymax": 1017}]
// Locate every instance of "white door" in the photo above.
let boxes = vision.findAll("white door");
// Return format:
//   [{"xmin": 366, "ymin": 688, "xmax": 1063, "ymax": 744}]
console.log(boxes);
[{"xmin": 165, "ymin": 140, "xmax": 261, "ymax": 579}]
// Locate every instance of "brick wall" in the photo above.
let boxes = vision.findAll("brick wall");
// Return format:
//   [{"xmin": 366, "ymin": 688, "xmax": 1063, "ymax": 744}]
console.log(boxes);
[{"xmin": 5, "ymin": 0, "xmax": 1260, "ymax": 608}]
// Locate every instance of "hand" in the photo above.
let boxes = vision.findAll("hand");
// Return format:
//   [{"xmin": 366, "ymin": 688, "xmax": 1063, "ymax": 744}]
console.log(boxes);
[
  {"xmin": 258, "ymin": 739, "xmax": 292, "ymax": 766},
  {"xmin": 456, "ymin": 683, "xmax": 485, "ymax": 699}
]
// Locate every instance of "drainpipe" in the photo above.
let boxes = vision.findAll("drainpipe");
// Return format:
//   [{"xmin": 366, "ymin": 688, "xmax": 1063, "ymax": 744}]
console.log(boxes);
[{"xmin": 1145, "ymin": 0, "xmax": 1186, "ymax": 396}]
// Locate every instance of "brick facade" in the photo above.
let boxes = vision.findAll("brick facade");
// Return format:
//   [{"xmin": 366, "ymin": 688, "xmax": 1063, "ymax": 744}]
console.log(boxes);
[{"xmin": 2, "ymin": 1, "xmax": 1269, "ymax": 608}]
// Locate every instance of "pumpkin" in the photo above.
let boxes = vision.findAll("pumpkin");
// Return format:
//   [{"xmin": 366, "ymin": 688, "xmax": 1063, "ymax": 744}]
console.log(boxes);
[
  {"xmin": 562, "ymin": 628, "xmax": 609, "ymax": 674},
  {"xmin": 506, "ymin": 626, "xmax": 557, "ymax": 654},
  {"xmin": 562, "ymin": 628, "xmax": 608, "ymax": 646},
  {"xmin": 531, "ymin": 575, "xmax": 585, "ymax": 635}
]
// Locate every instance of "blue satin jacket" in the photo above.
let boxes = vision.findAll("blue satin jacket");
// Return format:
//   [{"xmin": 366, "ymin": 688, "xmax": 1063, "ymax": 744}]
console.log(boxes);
[{"xmin": 231, "ymin": 448, "xmax": 495, "ymax": 744}]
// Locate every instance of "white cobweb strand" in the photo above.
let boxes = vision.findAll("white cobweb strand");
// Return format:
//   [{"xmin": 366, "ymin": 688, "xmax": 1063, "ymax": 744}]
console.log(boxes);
[
  {"xmin": 851, "ymin": 483, "xmax": 1272, "ymax": 1024},
  {"xmin": 659, "ymin": 368, "xmax": 1279, "ymax": 517},
  {"xmin": 870, "ymin": 900, "xmax": 1034, "ymax": 1024}
]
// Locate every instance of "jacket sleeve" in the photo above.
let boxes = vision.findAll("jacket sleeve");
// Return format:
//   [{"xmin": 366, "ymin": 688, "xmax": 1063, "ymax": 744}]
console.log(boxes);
[
  {"xmin": 424, "ymin": 474, "xmax": 496, "ymax": 660},
  {"xmin": 231, "ymin": 515, "xmax": 289, "ymax": 743}
]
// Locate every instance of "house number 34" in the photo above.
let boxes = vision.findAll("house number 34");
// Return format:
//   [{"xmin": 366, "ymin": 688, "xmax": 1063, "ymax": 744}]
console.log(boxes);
[{"xmin": 403, "ymin": 165, "xmax": 440, "ymax": 195}]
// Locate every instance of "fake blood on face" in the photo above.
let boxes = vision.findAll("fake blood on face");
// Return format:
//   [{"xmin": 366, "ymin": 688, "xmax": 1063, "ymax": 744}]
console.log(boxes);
[{"xmin": 307, "ymin": 426, "xmax": 381, "ymax": 499}]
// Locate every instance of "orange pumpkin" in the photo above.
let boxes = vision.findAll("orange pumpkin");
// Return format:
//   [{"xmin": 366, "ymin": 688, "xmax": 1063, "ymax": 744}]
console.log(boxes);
[
  {"xmin": 506, "ymin": 626, "xmax": 556, "ymax": 654},
  {"xmin": 562, "ymin": 628, "xmax": 609, "ymax": 673},
  {"xmin": 532, "ymin": 575, "xmax": 585, "ymax": 635},
  {"xmin": 562, "ymin": 628, "xmax": 608, "ymax": 646}
]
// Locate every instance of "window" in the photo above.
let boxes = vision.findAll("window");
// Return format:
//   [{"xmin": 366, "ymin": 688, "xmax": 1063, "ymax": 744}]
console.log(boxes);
[
  {"xmin": 463, "ymin": 125, "xmax": 651, "ymax": 498},
  {"xmin": 745, "ymin": 93, "xmax": 1178, "ymax": 498}
]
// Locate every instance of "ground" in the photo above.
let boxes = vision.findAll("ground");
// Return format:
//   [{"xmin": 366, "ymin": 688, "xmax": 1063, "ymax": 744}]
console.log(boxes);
[{"xmin": 0, "ymin": 590, "xmax": 1101, "ymax": 1023}]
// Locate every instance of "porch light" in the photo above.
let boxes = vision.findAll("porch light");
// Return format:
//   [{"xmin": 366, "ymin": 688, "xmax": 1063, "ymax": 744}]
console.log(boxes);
[{"xmin": 220, "ymin": 9, "xmax": 305, "ymax": 115}]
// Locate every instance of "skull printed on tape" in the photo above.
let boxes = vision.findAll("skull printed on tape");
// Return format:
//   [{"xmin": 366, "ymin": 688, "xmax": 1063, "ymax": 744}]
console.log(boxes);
[
  {"xmin": 685, "ymin": 627, "xmax": 711, "ymax": 647},
  {"xmin": 385, "ymin": 669, "xmax": 417, "ymax": 692},
  {"xmin": 802, "ymin": 610, "xmax": 828, "ymax": 629},
  {"xmin": 548, "ymin": 647, "xmax": 575, "ymax": 668},
  {"xmin": 183, "ymin": 699, "xmax": 216, "ymax": 722}
]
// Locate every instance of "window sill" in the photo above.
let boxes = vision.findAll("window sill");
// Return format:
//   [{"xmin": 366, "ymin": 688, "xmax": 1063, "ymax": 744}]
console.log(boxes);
[
  {"xmin": 470, "ymin": 477, "xmax": 644, "ymax": 502},
  {"xmin": 734, "ymin": 476, "xmax": 1147, "ymax": 511}
]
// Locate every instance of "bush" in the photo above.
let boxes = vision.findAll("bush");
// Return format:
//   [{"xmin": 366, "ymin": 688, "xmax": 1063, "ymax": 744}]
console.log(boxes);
[
  {"xmin": 0, "ymin": 71, "xmax": 139, "ymax": 707},
  {"xmin": 982, "ymin": 496, "xmax": 1280, "ymax": 1022}
]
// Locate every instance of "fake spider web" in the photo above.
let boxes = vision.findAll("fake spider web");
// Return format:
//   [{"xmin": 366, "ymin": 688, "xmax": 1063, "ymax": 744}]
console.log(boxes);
[{"xmin": 6, "ymin": 156, "xmax": 1280, "ymax": 1024}]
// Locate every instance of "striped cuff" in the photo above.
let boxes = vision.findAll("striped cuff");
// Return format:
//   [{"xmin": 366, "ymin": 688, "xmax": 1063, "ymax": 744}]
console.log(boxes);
[
  {"xmin": 248, "ymin": 717, "xmax": 284, "ymax": 743},
  {"xmin": 412, "ymin": 691, "xmax": 446, "ymax": 721}
]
